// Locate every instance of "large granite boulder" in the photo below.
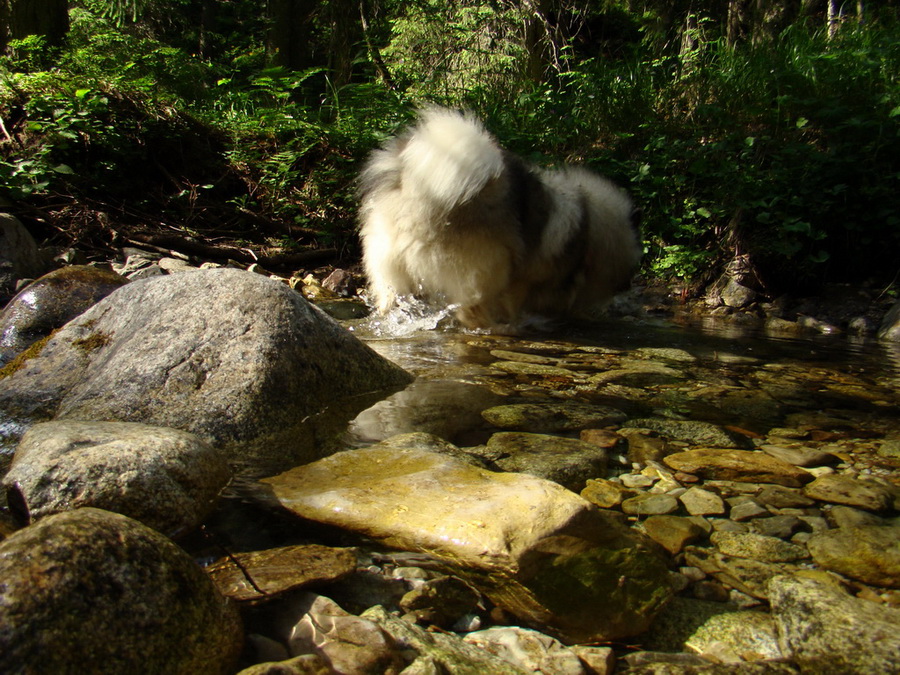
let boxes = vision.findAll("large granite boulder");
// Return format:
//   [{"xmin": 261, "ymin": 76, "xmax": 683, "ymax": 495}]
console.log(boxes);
[
  {"xmin": 0, "ymin": 268, "xmax": 412, "ymax": 473},
  {"xmin": 0, "ymin": 508, "xmax": 243, "ymax": 673},
  {"xmin": 3, "ymin": 420, "xmax": 230, "ymax": 537},
  {"xmin": 260, "ymin": 432, "xmax": 673, "ymax": 643}
]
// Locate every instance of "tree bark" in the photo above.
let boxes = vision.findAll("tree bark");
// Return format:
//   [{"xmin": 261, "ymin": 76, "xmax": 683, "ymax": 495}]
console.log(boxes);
[{"xmin": 266, "ymin": 0, "xmax": 317, "ymax": 70}]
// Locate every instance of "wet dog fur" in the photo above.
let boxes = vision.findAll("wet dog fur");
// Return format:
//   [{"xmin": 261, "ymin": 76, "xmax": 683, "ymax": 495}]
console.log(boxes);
[{"xmin": 358, "ymin": 107, "xmax": 642, "ymax": 329}]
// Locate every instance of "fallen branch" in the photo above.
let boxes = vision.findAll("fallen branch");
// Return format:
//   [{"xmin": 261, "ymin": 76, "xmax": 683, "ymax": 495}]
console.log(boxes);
[{"xmin": 127, "ymin": 233, "xmax": 338, "ymax": 270}]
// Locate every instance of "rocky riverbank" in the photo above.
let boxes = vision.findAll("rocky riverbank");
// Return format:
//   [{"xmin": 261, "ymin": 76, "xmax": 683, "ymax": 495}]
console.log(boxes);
[{"xmin": 1, "ymin": 213, "xmax": 899, "ymax": 674}]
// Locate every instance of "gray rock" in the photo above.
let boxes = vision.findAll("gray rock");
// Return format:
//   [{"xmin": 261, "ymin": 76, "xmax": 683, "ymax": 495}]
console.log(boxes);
[
  {"xmin": 0, "ymin": 213, "xmax": 43, "ymax": 303},
  {"xmin": 0, "ymin": 508, "xmax": 242, "ymax": 673},
  {"xmin": 3, "ymin": 420, "xmax": 230, "ymax": 537},
  {"xmin": 729, "ymin": 500, "xmax": 769, "ymax": 522},
  {"xmin": 721, "ymin": 279, "xmax": 757, "ymax": 308},
  {"xmin": 769, "ymin": 575, "xmax": 900, "ymax": 673},
  {"xmin": 481, "ymin": 402, "xmax": 626, "ymax": 433},
  {"xmin": 806, "ymin": 524, "xmax": 900, "ymax": 588},
  {"xmin": 0, "ymin": 269, "xmax": 412, "ymax": 473},
  {"xmin": 627, "ymin": 419, "xmax": 751, "ymax": 449},
  {"xmin": 485, "ymin": 432, "xmax": 608, "ymax": 491},
  {"xmin": 877, "ymin": 299, "xmax": 900, "ymax": 342},
  {"xmin": 261, "ymin": 434, "xmax": 672, "ymax": 643},
  {"xmin": 0, "ymin": 265, "xmax": 127, "ymax": 365}
]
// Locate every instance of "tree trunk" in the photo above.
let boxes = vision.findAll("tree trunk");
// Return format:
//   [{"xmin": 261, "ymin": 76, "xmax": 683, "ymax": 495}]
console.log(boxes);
[
  {"xmin": 827, "ymin": 0, "xmax": 841, "ymax": 38},
  {"xmin": 326, "ymin": 0, "xmax": 361, "ymax": 90},
  {"xmin": 266, "ymin": 0, "xmax": 317, "ymax": 70},
  {"xmin": 1, "ymin": 0, "xmax": 68, "ymax": 52}
]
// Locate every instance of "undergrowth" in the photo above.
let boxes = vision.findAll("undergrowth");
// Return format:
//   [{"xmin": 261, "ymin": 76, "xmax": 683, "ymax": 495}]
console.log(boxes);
[{"xmin": 0, "ymin": 5, "xmax": 897, "ymax": 291}]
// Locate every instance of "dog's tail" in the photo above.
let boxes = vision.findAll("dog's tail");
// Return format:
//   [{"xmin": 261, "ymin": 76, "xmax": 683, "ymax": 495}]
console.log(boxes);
[{"xmin": 396, "ymin": 107, "xmax": 506, "ymax": 211}]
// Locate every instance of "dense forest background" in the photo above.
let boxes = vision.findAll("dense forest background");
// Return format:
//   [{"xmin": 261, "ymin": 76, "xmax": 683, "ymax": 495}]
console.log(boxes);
[{"xmin": 0, "ymin": 0, "xmax": 898, "ymax": 296}]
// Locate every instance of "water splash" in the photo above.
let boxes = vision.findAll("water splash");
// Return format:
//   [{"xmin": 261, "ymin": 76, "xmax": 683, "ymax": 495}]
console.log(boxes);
[{"xmin": 361, "ymin": 296, "xmax": 459, "ymax": 338}]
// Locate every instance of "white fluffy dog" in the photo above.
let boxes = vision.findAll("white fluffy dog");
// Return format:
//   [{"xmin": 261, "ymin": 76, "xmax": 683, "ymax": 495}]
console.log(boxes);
[{"xmin": 358, "ymin": 107, "xmax": 642, "ymax": 329}]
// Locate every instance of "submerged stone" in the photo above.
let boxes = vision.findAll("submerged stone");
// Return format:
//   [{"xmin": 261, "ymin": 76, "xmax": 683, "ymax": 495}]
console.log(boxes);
[
  {"xmin": 481, "ymin": 402, "xmax": 626, "ymax": 433},
  {"xmin": 626, "ymin": 419, "xmax": 751, "ymax": 449},
  {"xmin": 663, "ymin": 449, "xmax": 813, "ymax": 487},
  {"xmin": 261, "ymin": 433, "xmax": 672, "ymax": 643},
  {"xmin": 806, "ymin": 524, "xmax": 900, "ymax": 588},
  {"xmin": 485, "ymin": 431, "xmax": 608, "ymax": 491},
  {"xmin": 769, "ymin": 575, "xmax": 900, "ymax": 673},
  {"xmin": 802, "ymin": 473, "xmax": 894, "ymax": 512},
  {"xmin": 207, "ymin": 545, "xmax": 358, "ymax": 603}
]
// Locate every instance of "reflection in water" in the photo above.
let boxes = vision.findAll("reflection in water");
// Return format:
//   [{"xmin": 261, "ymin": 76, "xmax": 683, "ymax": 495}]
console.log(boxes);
[
  {"xmin": 341, "ymin": 309, "xmax": 899, "ymax": 460},
  {"xmin": 346, "ymin": 379, "xmax": 503, "ymax": 448}
]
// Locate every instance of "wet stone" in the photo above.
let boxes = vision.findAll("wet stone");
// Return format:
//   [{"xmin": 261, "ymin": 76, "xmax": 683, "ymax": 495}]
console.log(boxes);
[
  {"xmin": 481, "ymin": 402, "xmax": 626, "ymax": 433},
  {"xmin": 641, "ymin": 515, "xmax": 707, "ymax": 555},
  {"xmin": 463, "ymin": 626, "xmax": 585, "ymax": 675},
  {"xmin": 620, "ymin": 429, "xmax": 672, "ymax": 464},
  {"xmin": 485, "ymin": 432, "xmax": 608, "ymax": 491},
  {"xmin": 0, "ymin": 508, "xmax": 242, "ymax": 673},
  {"xmin": 491, "ymin": 360, "xmax": 576, "ymax": 377},
  {"xmin": 207, "ymin": 545, "xmax": 358, "ymax": 604},
  {"xmin": 489, "ymin": 349, "xmax": 562, "ymax": 366},
  {"xmin": 755, "ymin": 485, "xmax": 816, "ymax": 509},
  {"xmin": 634, "ymin": 347, "xmax": 698, "ymax": 363},
  {"xmin": 760, "ymin": 444, "xmax": 839, "ymax": 468},
  {"xmin": 685, "ymin": 546, "xmax": 796, "ymax": 599},
  {"xmin": 729, "ymin": 500, "xmax": 770, "ymax": 522},
  {"xmin": 620, "ymin": 473, "xmax": 655, "ymax": 489},
  {"xmin": 678, "ymin": 486, "xmax": 726, "ymax": 516},
  {"xmin": 581, "ymin": 478, "xmax": 634, "ymax": 508},
  {"xmin": 0, "ymin": 265, "xmax": 128, "ymax": 365},
  {"xmin": 807, "ymin": 524, "xmax": 900, "ymax": 588},
  {"xmin": 770, "ymin": 575, "xmax": 900, "ymax": 674},
  {"xmin": 621, "ymin": 493, "xmax": 679, "ymax": 516},
  {"xmin": 751, "ymin": 515, "xmax": 806, "ymax": 539},
  {"xmin": 802, "ymin": 473, "xmax": 894, "ymax": 512},
  {"xmin": 664, "ymin": 449, "xmax": 813, "ymax": 488},
  {"xmin": 579, "ymin": 428, "xmax": 622, "ymax": 449},
  {"xmin": 710, "ymin": 531, "xmax": 809, "ymax": 563},
  {"xmin": 626, "ymin": 419, "xmax": 750, "ymax": 449},
  {"xmin": 400, "ymin": 575, "xmax": 481, "ymax": 628},
  {"xmin": 827, "ymin": 505, "xmax": 887, "ymax": 529}
]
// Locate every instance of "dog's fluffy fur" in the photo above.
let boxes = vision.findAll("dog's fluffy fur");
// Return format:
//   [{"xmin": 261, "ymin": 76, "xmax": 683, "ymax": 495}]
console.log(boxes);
[{"xmin": 358, "ymin": 107, "xmax": 641, "ymax": 328}]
